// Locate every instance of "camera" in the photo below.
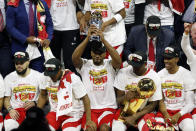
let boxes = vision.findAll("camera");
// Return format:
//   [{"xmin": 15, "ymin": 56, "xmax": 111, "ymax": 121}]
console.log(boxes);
[{"xmin": 90, "ymin": 11, "xmax": 102, "ymax": 42}]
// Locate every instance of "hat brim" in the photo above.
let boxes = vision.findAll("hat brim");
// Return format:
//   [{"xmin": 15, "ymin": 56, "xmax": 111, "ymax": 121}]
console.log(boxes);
[
  {"xmin": 128, "ymin": 60, "xmax": 144, "ymax": 67},
  {"xmin": 147, "ymin": 28, "xmax": 161, "ymax": 37},
  {"xmin": 44, "ymin": 70, "xmax": 58, "ymax": 77},
  {"xmin": 163, "ymin": 53, "xmax": 176, "ymax": 59},
  {"xmin": 14, "ymin": 58, "xmax": 28, "ymax": 63}
]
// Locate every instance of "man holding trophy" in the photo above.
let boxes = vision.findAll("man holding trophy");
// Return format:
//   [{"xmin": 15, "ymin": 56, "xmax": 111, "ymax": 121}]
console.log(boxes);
[
  {"xmin": 72, "ymin": 18, "xmax": 121, "ymax": 130},
  {"xmin": 112, "ymin": 51, "xmax": 162, "ymax": 131}
]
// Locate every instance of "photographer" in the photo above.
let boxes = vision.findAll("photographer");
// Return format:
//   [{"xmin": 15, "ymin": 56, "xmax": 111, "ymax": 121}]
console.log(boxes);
[{"xmin": 72, "ymin": 25, "xmax": 121, "ymax": 131}]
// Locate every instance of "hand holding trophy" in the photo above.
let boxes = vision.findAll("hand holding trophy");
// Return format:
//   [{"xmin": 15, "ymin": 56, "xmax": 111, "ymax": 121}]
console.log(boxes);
[
  {"xmin": 118, "ymin": 78, "xmax": 156, "ymax": 122},
  {"xmin": 89, "ymin": 11, "xmax": 102, "ymax": 42}
]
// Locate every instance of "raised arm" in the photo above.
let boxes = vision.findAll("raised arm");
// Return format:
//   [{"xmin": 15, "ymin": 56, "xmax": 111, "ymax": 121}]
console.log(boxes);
[
  {"xmin": 97, "ymin": 30, "xmax": 122, "ymax": 69},
  {"xmin": 101, "ymin": 8, "xmax": 126, "ymax": 31},
  {"xmin": 72, "ymin": 25, "xmax": 97, "ymax": 69},
  {"xmin": 181, "ymin": 23, "xmax": 196, "ymax": 62}
]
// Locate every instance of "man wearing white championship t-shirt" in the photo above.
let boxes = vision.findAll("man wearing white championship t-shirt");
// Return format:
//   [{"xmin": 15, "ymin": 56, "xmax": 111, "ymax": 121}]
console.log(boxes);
[
  {"xmin": 37, "ymin": 58, "xmax": 96, "ymax": 131},
  {"xmin": 181, "ymin": 23, "xmax": 196, "ymax": 131},
  {"xmin": 82, "ymin": 0, "xmax": 126, "ymax": 59},
  {"xmin": 72, "ymin": 25, "xmax": 121, "ymax": 130},
  {"xmin": 4, "ymin": 51, "xmax": 42, "ymax": 131},
  {"xmin": 157, "ymin": 45, "xmax": 195, "ymax": 131},
  {"xmin": 112, "ymin": 51, "xmax": 162, "ymax": 131},
  {"xmin": 0, "ymin": 74, "xmax": 4, "ymax": 131}
]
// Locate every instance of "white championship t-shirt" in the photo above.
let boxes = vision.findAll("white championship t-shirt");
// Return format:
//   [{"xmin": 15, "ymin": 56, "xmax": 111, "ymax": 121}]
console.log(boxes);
[
  {"xmin": 77, "ymin": 59, "xmax": 117, "ymax": 109},
  {"xmin": 84, "ymin": 0, "xmax": 126, "ymax": 47},
  {"xmin": 4, "ymin": 69, "xmax": 42, "ymax": 109},
  {"xmin": 41, "ymin": 72, "xmax": 87, "ymax": 117},
  {"xmin": 114, "ymin": 66, "xmax": 162, "ymax": 110},
  {"xmin": 124, "ymin": 0, "xmax": 135, "ymax": 24},
  {"xmin": 158, "ymin": 66, "xmax": 195, "ymax": 111},
  {"xmin": 144, "ymin": 1, "xmax": 174, "ymax": 26},
  {"xmin": 50, "ymin": 0, "xmax": 79, "ymax": 31},
  {"xmin": 181, "ymin": 33, "xmax": 196, "ymax": 107},
  {"xmin": 0, "ymin": 74, "xmax": 4, "ymax": 98}
]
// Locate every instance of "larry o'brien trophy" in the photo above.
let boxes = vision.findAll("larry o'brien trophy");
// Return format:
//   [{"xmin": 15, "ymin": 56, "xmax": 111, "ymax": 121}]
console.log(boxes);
[
  {"xmin": 90, "ymin": 11, "xmax": 102, "ymax": 42},
  {"xmin": 118, "ymin": 78, "xmax": 156, "ymax": 121}
]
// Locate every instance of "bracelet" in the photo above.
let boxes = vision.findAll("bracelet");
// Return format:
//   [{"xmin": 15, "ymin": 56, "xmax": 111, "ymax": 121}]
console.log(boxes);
[
  {"xmin": 113, "ymin": 14, "xmax": 123, "ymax": 23},
  {"xmin": 7, "ymin": 106, "xmax": 13, "ymax": 112}
]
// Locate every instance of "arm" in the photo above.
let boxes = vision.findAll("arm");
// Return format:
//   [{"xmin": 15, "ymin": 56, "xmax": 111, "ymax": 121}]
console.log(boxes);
[
  {"xmin": 179, "ymin": 90, "xmax": 194, "ymax": 116},
  {"xmin": 72, "ymin": 34, "xmax": 89, "ymax": 69},
  {"xmin": 115, "ymin": 88, "xmax": 125, "ymax": 107},
  {"xmin": 101, "ymin": 8, "xmax": 126, "ymax": 31},
  {"xmin": 82, "ymin": 94, "xmax": 97, "ymax": 131},
  {"xmin": 0, "ymin": 98, "xmax": 3, "ymax": 111},
  {"xmin": 124, "ymin": 101, "xmax": 158, "ymax": 127},
  {"xmin": 133, "ymin": 101, "xmax": 158, "ymax": 120},
  {"xmin": 98, "ymin": 30, "xmax": 121, "ymax": 69},
  {"xmin": 159, "ymin": 98, "xmax": 171, "ymax": 123},
  {"xmin": 37, "ymin": 89, "xmax": 48, "ymax": 109},
  {"xmin": 181, "ymin": 30, "xmax": 195, "ymax": 63},
  {"xmin": 44, "ymin": 1, "xmax": 53, "ymax": 41},
  {"xmin": 4, "ymin": 96, "xmax": 20, "ymax": 120},
  {"xmin": 6, "ymin": 6, "xmax": 28, "ymax": 44},
  {"xmin": 72, "ymin": 25, "xmax": 97, "ymax": 69}
]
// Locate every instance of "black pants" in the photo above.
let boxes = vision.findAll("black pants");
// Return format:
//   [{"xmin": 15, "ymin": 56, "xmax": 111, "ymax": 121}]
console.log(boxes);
[
  {"xmin": 50, "ymin": 29, "xmax": 80, "ymax": 72},
  {"xmin": 0, "ymin": 30, "xmax": 14, "ymax": 77}
]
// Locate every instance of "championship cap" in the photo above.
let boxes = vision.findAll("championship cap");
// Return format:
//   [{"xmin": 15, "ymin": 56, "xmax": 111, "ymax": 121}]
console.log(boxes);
[
  {"xmin": 163, "ymin": 45, "xmax": 180, "ymax": 59},
  {"xmin": 14, "ymin": 51, "xmax": 29, "ymax": 63},
  {"xmin": 128, "ymin": 51, "xmax": 147, "ymax": 67},
  {"xmin": 146, "ymin": 15, "xmax": 161, "ymax": 37},
  {"xmin": 44, "ymin": 58, "xmax": 62, "ymax": 76}
]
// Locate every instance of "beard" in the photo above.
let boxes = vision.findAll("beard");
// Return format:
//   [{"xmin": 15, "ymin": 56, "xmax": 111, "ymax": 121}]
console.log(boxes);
[{"xmin": 16, "ymin": 68, "xmax": 28, "ymax": 75}]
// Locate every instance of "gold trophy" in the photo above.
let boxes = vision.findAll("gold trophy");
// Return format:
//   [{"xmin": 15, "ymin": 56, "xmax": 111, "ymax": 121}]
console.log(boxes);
[{"xmin": 118, "ymin": 78, "xmax": 156, "ymax": 122}]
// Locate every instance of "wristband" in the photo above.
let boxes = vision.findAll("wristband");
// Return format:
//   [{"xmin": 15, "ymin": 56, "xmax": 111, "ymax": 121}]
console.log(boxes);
[
  {"xmin": 113, "ymin": 14, "xmax": 123, "ymax": 23},
  {"xmin": 8, "ymin": 106, "xmax": 13, "ymax": 112}
]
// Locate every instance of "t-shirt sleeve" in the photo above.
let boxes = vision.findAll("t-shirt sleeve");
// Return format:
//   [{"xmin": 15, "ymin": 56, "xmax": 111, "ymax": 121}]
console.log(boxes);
[
  {"xmin": 71, "ymin": 74, "xmax": 87, "ymax": 99},
  {"xmin": 113, "ymin": 69, "xmax": 126, "ymax": 91},
  {"xmin": 84, "ymin": 0, "xmax": 90, "ymax": 11},
  {"xmin": 0, "ymin": 74, "xmax": 4, "ymax": 98},
  {"xmin": 39, "ymin": 74, "xmax": 50, "ymax": 90},
  {"xmin": 109, "ymin": 0, "xmax": 125, "ymax": 13},
  {"xmin": 4, "ymin": 75, "xmax": 12, "ymax": 97},
  {"xmin": 183, "ymin": 71, "xmax": 195, "ymax": 91},
  {"xmin": 76, "ymin": 58, "xmax": 88, "ymax": 75},
  {"xmin": 149, "ymin": 75, "xmax": 163, "ymax": 101}
]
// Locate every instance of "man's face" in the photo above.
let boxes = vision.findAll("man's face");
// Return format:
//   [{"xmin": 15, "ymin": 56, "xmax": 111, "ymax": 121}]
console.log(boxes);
[
  {"xmin": 191, "ymin": 29, "xmax": 196, "ymax": 45},
  {"xmin": 15, "ymin": 61, "xmax": 29, "ymax": 75},
  {"xmin": 50, "ymin": 70, "xmax": 62, "ymax": 82},
  {"xmin": 164, "ymin": 57, "xmax": 178, "ymax": 71},
  {"xmin": 91, "ymin": 51, "xmax": 105, "ymax": 65},
  {"xmin": 133, "ymin": 63, "xmax": 146, "ymax": 75}
]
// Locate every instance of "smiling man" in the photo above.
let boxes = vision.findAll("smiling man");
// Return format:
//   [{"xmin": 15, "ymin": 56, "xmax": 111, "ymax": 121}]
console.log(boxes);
[{"xmin": 156, "ymin": 45, "xmax": 195, "ymax": 131}]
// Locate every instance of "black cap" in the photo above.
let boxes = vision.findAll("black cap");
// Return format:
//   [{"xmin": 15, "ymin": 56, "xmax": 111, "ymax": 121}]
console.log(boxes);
[
  {"xmin": 14, "ymin": 51, "xmax": 29, "ymax": 62},
  {"xmin": 146, "ymin": 16, "xmax": 161, "ymax": 37},
  {"xmin": 44, "ymin": 58, "xmax": 62, "ymax": 77},
  {"xmin": 164, "ymin": 45, "xmax": 180, "ymax": 59},
  {"xmin": 90, "ymin": 40, "xmax": 106, "ymax": 54},
  {"xmin": 128, "ymin": 51, "xmax": 147, "ymax": 67}
]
